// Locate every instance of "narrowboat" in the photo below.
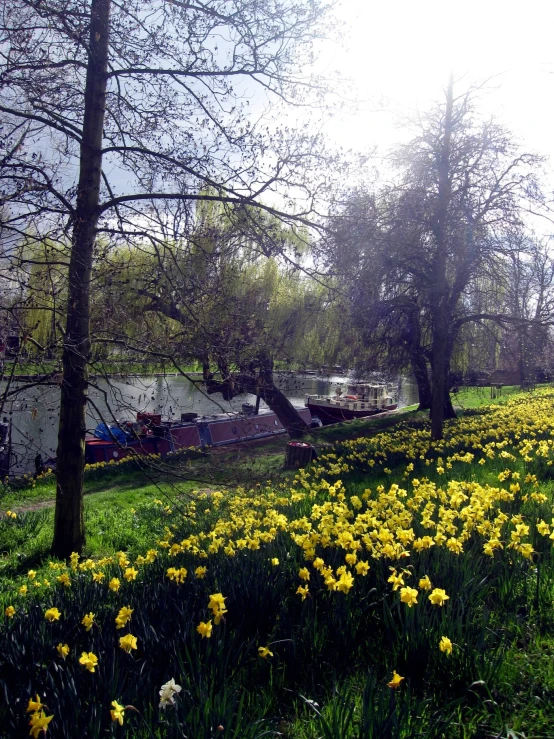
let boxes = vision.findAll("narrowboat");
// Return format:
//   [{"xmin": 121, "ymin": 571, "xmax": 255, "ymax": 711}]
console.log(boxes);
[{"xmin": 85, "ymin": 407, "xmax": 313, "ymax": 464}]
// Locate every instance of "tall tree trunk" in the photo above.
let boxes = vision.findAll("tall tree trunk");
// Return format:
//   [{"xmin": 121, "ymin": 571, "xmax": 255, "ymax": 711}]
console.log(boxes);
[
  {"xmin": 411, "ymin": 353, "xmax": 432, "ymax": 411},
  {"xmin": 430, "ymin": 75, "xmax": 454, "ymax": 441},
  {"xmin": 443, "ymin": 388, "xmax": 456, "ymax": 419},
  {"xmin": 52, "ymin": 0, "xmax": 111, "ymax": 558},
  {"xmin": 405, "ymin": 308, "xmax": 432, "ymax": 410},
  {"xmin": 443, "ymin": 363, "xmax": 457, "ymax": 419},
  {"xmin": 517, "ymin": 329, "xmax": 526, "ymax": 387}
]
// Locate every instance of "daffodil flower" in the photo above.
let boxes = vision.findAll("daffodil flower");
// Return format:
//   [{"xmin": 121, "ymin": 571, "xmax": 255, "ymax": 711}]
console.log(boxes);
[
  {"xmin": 439, "ymin": 636, "xmax": 453, "ymax": 655},
  {"xmin": 56, "ymin": 643, "xmax": 70, "ymax": 659},
  {"xmin": 119, "ymin": 634, "xmax": 138, "ymax": 653},
  {"xmin": 428, "ymin": 588, "xmax": 450, "ymax": 607},
  {"xmin": 29, "ymin": 710, "xmax": 53, "ymax": 738},
  {"xmin": 79, "ymin": 652, "xmax": 99, "ymax": 673},
  {"xmin": 400, "ymin": 586, "xmax": 418, "ymax": 607},
  {"xmin": 110, "ymin": 700, "xmax": 125, "ymax": 725},
  {"xmin": 196, "ymin": 620, "xmax": 213, "ymax": 638},
  {"xmin": 81, "ymin": 612, "xmax": 95, "ymax": 631},
  {"xmin": 159, "ymin": 678, "xmax": 182, "ymax": 709},
  {"xmin": 27, "ymin": 695, "xmax": 45, "ymax": 713},
  {"xmin": 387, "ymin": 671, "xmax": 404, "ymax": 689}
]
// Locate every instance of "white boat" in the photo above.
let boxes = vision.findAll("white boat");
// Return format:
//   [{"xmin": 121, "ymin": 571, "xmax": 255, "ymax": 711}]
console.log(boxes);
[{"xmin": 305, "ymin": 383, "xmax": 398, "ymax": 424}]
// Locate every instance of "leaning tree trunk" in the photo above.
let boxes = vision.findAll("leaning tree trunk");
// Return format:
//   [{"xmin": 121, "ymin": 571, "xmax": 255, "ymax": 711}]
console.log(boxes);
[
  {"xmin": 205, "ymin": 373, "xmax": 310, "ymax": 438},
  {"xmin": 52, "ymin": 0, "xmax": 111, "ymax": 558}
]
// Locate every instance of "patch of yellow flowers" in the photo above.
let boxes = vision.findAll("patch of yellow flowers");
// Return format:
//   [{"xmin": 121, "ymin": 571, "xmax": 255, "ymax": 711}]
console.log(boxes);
[{"xmin": 8, "ymin": 392, "xmax": 554, "ymax": 666}]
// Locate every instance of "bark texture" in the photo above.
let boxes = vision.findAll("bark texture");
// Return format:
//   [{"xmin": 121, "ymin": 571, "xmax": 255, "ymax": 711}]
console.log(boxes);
[
  {"xmin": 52, "ymin": 0, "xmax": 111, "ymax": 558},
  {"xmin": 429, "ymin": 76, "xmax": 454, "ymax": 441}
]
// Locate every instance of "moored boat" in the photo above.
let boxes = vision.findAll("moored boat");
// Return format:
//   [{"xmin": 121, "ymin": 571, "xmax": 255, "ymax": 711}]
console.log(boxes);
[
  {"xmin": 305, "ymin": 383, "xmax": 398, "ymax": 425},
  {"xmin": 85, "ymin": 407, "xmax": 313, "ymax": 464}
]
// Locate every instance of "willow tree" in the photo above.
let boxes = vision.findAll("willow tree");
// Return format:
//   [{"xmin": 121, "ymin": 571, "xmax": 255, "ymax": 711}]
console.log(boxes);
[
  {"xmin": 100, "ymin": 201, "xmax": 326, "ymax": 435},
  {"xmin": 329, "ymin": 79, "xmax": 542, "ymax": 439},
  {"xmin": 1, "ymin": 0, "xmax": 336, "ymax": 556}
]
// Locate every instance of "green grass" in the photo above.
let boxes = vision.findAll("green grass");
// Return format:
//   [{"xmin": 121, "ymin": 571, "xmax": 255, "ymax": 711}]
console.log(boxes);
[
  {"xmin": 3, "ymin": 386, "xmax": 554, "ymax": 737},
  {"xmin": 452, "ymin": 384, "xmax": 541, "ymax": 409},
  {"xmin": 308, "ymin": 406, "xmax": 423, "ymax": 443}
]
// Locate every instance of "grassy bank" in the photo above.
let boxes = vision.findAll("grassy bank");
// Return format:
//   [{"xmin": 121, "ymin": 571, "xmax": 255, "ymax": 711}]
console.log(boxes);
[{"xmin": 2, "ymin": 388, "xmax": 554, "ymax": 737}]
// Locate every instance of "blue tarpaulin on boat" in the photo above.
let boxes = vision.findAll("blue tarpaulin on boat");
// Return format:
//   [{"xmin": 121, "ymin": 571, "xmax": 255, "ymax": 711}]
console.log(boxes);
[{"xmin": 93, "ymin": 423, "xmax": 128, "ymax": 443}]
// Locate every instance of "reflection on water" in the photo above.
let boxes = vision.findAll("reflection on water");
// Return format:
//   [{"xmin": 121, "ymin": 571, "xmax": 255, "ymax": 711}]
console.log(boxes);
[{"xmin": 1, "ymin": 374, "xmax": 419, "ymax": 473}]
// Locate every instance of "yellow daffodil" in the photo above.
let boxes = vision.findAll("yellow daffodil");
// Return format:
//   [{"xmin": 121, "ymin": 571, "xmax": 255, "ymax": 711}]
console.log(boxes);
[
  {"xmin": 387, "ymin": 570, "xmax": 404, "ymax": 591},
  {"xmin": 196, "ymin": 620, "xmax": 213, "ymax": 638},
  {"xmin": 110, "ymin": 700, "xmax": 125, "ymax": 725},
  {"xmin": 296, "ymin": 584, "xmax": 309, "ymax": 600},
  {"xmin": 44, "ymin": 608, "xmax": 61, "ymax": 622},
  {"xmin": 27, "ymin": 695, "xmax": 45, "ymax": 713},
  {"xmin": 119, "ymin": 634, "xmax": 138, "ymax": 653},
  {"xmin": 29, "ymin": 710, "xmax": 53, "ymax": 738},
  {"xmin": 167, "ymin": 567, "xmax": 187, "ymax": 584},
  {"xmin": 258, "ymin": 646, "xmax": 273, "ymax": 658},
  {"xmin": 271, "ymin": 557, "xmax": 279, "ymax": 566},
  {"xmin": 79, "ymin": 652, "xmax": 99, "ymax": 672},
  {"xmin": 56, "ymin": 643, "xmax": 70, "ymax": 659},
  {"xmin": 298, "ymin": 567, "xmax": 310, "ymax": 581},
  {"xmin": 208, "ymin": 593, "xmax": 227, "ymax": 624},
  {"xmin": 56, "ymin": 573, "xmax": 71, "ymax": 587},
  {"xmin": 5, "ymin": 605, "xmax": 15, "ymax": 618},
  {"xmin": 81, "ymin": 612, "xmax": 95, "ymax": 631},
  {"xmin": 400, "ymin": 587, "xmax": 418, "ymax": 607},
  {"xmin": 428, "ymin": 589, "xmax": 450, "ymax": 607},
  {"xmin": 336, "ymin": 571, "xmax": 354, "ymax": 594},
  {"xmin": 194, "ymin": 566, "xmax": 207, "ymax": 578},
  {"xmin": 355, "ymin": 561, "xmax": 370, "ymax": 576},
  {"xmin": 108, "ymin": 577, "xmax": 121, "ymax": 592},
  {"xmin": 439, "ymin": 636, "xmax": 453, "ymax": 655},
  {"xmin": 115, "ymin": 606, "xmax": 133, "ymax": 629},
  {"xmin": 418, "ymin": 575, "xmax": 432, "ymax": 590},
  {"xmin": 387, "ymin": 671, "xmax": 405, "ymax": 689},
  {"xmin": 123, "ymin": 567, "xmax": 138, "ymax": 582}
]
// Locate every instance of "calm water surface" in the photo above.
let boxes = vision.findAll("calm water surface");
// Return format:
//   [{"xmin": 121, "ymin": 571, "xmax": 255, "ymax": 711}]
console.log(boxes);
[{"xmin": 1, "ymin": 374, "xmax": 418, "ymax": 473}]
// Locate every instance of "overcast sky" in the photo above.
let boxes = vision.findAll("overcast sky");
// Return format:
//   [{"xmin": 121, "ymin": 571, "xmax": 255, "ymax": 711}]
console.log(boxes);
[{"xmin": 313, "ymin": 0, "xmax": 554, "ymax": 174}]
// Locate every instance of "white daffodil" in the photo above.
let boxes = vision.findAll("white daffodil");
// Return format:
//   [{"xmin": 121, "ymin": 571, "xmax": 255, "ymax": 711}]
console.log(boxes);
[{"xmin": 159, "ymin": 678, "xmax": 182, "ymax": 709}]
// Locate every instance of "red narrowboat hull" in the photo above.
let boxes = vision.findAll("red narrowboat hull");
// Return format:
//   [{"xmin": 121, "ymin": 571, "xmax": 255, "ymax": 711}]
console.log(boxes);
[{"xmin": 85, "ymin": 407, "xmax": 312, "ymax": 463}]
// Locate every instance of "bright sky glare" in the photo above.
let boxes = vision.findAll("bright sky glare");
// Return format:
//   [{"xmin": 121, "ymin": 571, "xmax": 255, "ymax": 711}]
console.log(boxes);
[{"xmin": 317, "ymin": 0, "xmax": 554, "ymax": 172}]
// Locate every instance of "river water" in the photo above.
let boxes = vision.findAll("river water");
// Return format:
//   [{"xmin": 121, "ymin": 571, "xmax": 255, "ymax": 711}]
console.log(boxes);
[{"xmin": 0, "ymin": 374, "xmax": 418, "ymax": 474}]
